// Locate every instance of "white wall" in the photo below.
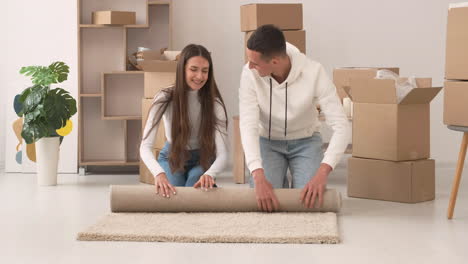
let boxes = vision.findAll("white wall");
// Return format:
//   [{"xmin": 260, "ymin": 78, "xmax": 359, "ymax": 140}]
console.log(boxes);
[
  {"xmin": 0, "ymin": 3, "xmax": 7, "ymax": 169},
  {"xmin": 3, "ymin": 0, "xmax": 78, "ymax": 173},
  {"xmin": 1, "ymin": 0, "xmax": 464, "ymax": 172}
]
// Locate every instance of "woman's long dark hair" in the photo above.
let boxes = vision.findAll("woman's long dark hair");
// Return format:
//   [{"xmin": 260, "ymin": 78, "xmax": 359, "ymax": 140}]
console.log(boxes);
[{"xmin": 142, "ymin": 44, "xmax": 228, "ymax": 173}]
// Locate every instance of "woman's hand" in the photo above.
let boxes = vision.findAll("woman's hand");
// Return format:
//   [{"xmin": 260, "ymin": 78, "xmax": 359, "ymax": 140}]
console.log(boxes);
[
  {"xmin": 154, "ymin": 173, "xmax": 176, "ymax": 198},
  {"xmin": 194, "ymin": 174, "xmax": 215, "ymax": 191}
]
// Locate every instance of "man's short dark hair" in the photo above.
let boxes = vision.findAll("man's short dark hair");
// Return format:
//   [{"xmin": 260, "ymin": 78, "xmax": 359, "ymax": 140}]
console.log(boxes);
[{"xmin": 247, "ymin": 24, "xmax": 286, "ymax": 60}]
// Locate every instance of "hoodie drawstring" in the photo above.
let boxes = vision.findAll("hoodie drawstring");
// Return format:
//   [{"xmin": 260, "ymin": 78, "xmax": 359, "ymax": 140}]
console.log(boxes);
[
  {"xmin": 268, "ymin": 79, "xmax": 289, "ymax": 140},
  {"xmin": 285, "ymin": 82, "xmax": 288, "ymax": 137},
  {"xmin": 269, "ymin": 78, "xmax": 272, "ymax": 140}
]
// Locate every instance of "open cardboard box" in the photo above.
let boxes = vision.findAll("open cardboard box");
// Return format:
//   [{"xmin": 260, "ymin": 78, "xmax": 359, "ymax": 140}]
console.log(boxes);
[
  {"xmin": 345, "ymin": 78, "xmax": 442, "ymax": 161},
  {"xmin": 333, "ymin": 67, "xmax": 399, "ymax": 103},
  {"xmin": 138, "ymin": 50, "xmax": 180, "ymax": 99}
]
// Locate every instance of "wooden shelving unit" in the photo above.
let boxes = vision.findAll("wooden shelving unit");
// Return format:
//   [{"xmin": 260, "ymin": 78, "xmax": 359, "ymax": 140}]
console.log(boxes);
[{"xmin": 78, "ymin": 0, "xmax": 172, "ymax": 170}]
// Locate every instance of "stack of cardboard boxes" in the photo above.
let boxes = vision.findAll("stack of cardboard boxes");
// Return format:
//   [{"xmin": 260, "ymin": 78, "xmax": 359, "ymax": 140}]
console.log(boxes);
[
  {"xmin": 240, "ymin": 3, "xmax": 306, "ymax": 60},
  {"xmin": 139, "ymin": 50, "xmax": 179, "ymax": 184},
  {"xmin": 444, "ymin": 6, "xmax": 468, "ymax": 126},
  {"xmin": 337, "ymin": 68, "xmax": 441, "ymax": 203}
]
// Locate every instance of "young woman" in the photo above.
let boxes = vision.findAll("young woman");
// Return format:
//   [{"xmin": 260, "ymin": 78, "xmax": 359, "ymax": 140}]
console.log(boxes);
[{"xmin": 140, "ymin": 44, "xmax": 228, "ymax": 197}]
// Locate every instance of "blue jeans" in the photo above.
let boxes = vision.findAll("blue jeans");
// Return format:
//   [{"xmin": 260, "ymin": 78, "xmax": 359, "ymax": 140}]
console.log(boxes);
[
  {"xmin": 250, "ymin": 133, "xmax": 324, "ymax": 189},
  {"xmin": 157, "ymin": 142, "xmax": 206, "ymax": 187}
]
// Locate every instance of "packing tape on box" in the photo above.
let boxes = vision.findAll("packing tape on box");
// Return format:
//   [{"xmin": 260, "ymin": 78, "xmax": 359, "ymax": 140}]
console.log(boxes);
[{"xmin": 110, "ymin": 185, "xmax": 342, "ymax": 213}]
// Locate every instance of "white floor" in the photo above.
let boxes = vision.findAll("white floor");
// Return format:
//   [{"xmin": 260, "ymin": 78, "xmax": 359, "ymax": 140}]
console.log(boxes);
[{"xmin": 1, "ymin": 165, "xmax": 468, "ymax": 264}]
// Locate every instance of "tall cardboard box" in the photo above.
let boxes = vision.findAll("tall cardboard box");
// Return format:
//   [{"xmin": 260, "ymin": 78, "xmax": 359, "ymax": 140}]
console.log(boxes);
[
  {"xmin": 348, "ymin": 157, "xmax": 435, "ymax": 203},
  {"xmin": 142, "ymin": 98, "xmax": 166, "ymax": 150},
  {"xmin": 139, "ymin": 149, "xmax": 160, "ymax": 185},
  {"xmin": 139, "ymin": 50, "xmax": 179, "ymax": 99},
  {"xmin": 445, "ymin": 7, "xmax": 468, "ymax": 80},
  {"xmin": 333, "ymin": 67, "xmax": 399, "ymax": 102},
  {"xmin": 350, "ymin": 78, "xmax": 441, "ymax": 161},
  {"xmin": 444, "ymin": 80, "xmax": 468, "ymax": 126},
  {"xmin": 92, "ymin": 11, "xmax": 136, "ymax": 25},
  {"xmin": 240, "ymin": 4, "xmax": 303, "ymax": 32}
]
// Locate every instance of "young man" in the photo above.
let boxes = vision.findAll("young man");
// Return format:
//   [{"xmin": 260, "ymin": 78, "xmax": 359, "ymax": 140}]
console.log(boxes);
[{"xmin": 239, "ymin": 25, "xmax": 350, "ymax": 212}]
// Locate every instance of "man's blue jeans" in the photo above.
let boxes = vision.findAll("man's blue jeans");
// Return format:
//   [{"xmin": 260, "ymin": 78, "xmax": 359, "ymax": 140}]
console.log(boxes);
[{"xmin": 251, "ymin": 133, "xmax": 324, "ymax": 189}]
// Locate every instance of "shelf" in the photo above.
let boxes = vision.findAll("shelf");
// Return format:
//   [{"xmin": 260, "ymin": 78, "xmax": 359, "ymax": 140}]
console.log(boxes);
[
  {"xmin": 101, "ymin": 72, "xmax": 144, "ymax": 119},
  {"xmin": 102, "ymin": 116, "xmax": 142, "ymax": 120},
  {"xmin": 106, "ymin": 71, "xmax": 144, "ymax": 74},
  {"xmin": 80, "ymin": 93, "xmax": 102, "ymax": 97},
  {"xmin": 80, "ymin": 27, "xmax": 125, "ymax": 94},
  {"xmin": 127, "ymin": 120, "xmax": 142, "ymax": 162},
  {"xmin": 80, "ymin": 160, "xmax": 139, "ymax": 166},
  {"xmin": 149, "ymin": 1, "xmax": 171, "ymax": 5},
  {"xmin": 78, "ymin": 0, "xmax": 172, "ymax": 169},
  {"xmin": 81, "ymin": 97, "xmax": 126, "ymax": 162},
  {"xmin": 80, "ymin": 24, "xmax": 150, "ymax": 28}
]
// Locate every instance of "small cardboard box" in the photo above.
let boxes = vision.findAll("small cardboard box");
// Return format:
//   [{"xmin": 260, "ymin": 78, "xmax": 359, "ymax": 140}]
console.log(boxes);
[
  {"xmin": 349, "ymin": 78, "xmax": 441, "ymax": 161},
  {"xmin": 348, "ymin": 157, "xmax": 435, "ymax": 203},
  {"xmin": 445, "ymin": 7, "xmax": 468, "ymax": 80},
  {"xmin": 142, "ymin": 98, "xmax": 166, "ymax": 150},
  {"xmin": 139, "ymin": 50, "xmax": 180, "ymax": 99},
  {"xmin": 444, "ymin": 80, "xmax": 468, "ymax": 126},
  {"xmin": 92, "ymin": 11, "xmax": 136, "ymax": 25},
  {"xmin": 333, "ymin": 67, "xmax": 399, "ymax": 102},
  {"xmin": 139, "ymin": 149, "xmax": 160, "ymax": 185},
  {"xmin": 240, "ymin": 4, "xmax": 303, "ymax": 32},
  {"xmin": 245, "ymin": 30, "xmax": 306, "ymax": 61}
]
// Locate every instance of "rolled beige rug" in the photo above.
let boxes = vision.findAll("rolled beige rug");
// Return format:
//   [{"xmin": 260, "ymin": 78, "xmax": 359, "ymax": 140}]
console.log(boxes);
[{"xmin": 111, "ymin": 186, "xmax": 342, "ymax": 213}]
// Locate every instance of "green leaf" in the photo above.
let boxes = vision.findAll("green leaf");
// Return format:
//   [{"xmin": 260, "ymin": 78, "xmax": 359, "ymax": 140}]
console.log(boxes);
[
  {"xmin": 19, "ymin": 86, "xmax": 33, "ymax": 103},
  {"xmin": 44, "ymin": 88, "xmax": 77, "ymax": 129},
  {"xmin": 21, "ymin": 121, "xmax": 49, "ymax": 144},
  {"xmin": 23, "ymin": 85, "xmax": 47, "ymax": 113},
  {"xmin": 19, "ymin": 61, "xmax": 69, "ymax": 86}
]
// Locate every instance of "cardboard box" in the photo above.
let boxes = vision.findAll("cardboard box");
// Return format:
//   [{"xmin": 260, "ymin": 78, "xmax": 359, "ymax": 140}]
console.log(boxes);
[
  {"xmin": 333, "ymin": 67, "xmax": 399, "ymax": 102},
  {"xmin": 139, "ymin": 50, "xmax": 179, "ymax": 72},
  {"xmin": 142, "ymin": 98, "xmax": 166, "ymax": 150},
  {"xmin": 240, "ymin": 4, "xmax": 303, "ymax": 32},
  {"xmin": 92, "ymin": 11, "xmax": 136, "ymax": 25},
  {"xmin": 349, "ymin": 78, "xmax": 441, "ymax": 161},
  {"xmin": 445, "ymin": 7, "xmax": 468, "ymax": 80},
  {"xmin": 348, "ymin": 157, "xmax": 435, "ymax": 203},
  {"xmin": 444, "ymin": 80, "xmax": 468, "ymax": 126},
  {"xmin": 139, "ymin": 50, "xmax": 179, "ymax": 99},
  {"xmin": 245, "ymin": 30, "xmax": 306, "ymax": 61},
  {"xmin": 144, "ymin": 72, "xmax": 176, "ymax": 99},
  {"xmin": 139, "ymin": 149, "xmax": 160, "ymax": 185}
]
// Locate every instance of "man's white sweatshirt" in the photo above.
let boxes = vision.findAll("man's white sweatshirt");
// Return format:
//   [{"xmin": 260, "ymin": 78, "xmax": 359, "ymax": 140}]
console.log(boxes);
[{"xmin": 239, "ymin": 43, "xmax": 351, "ymax": 173}]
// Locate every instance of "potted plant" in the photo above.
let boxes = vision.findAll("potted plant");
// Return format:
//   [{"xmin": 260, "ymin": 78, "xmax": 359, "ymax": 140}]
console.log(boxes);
[{"xmin": 14, "ymin": 61, "xmax": 77, "ymax": 185}]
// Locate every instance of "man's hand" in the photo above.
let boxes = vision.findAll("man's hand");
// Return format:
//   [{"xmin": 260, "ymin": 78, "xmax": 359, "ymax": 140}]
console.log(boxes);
[
  {"xmin": 194, "ymin": 174, "xmax": 216, "ymax": 191},
  {"xmin": 300, "ymin": 163, "xmax": 332, "ymax": 208},
  {"xmin": 252, "ymin": 169, "xmax": 280, "ymax": 212},
  {"xmin": 154, "ymin": 173, "xmax": 176, "ymax": 198}
]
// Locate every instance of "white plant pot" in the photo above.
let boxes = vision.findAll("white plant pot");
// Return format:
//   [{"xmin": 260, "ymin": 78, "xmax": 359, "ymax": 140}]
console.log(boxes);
[{"xmin": 36, "ymin": 137, "xmax": 60, "ymax": 186}]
